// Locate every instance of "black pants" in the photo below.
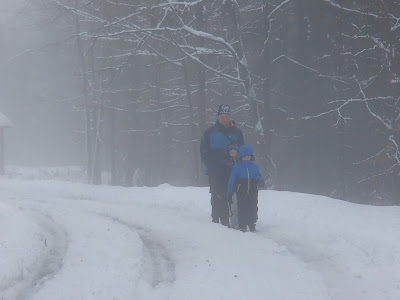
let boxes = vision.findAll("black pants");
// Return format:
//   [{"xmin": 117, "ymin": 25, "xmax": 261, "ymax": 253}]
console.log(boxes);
[
  {"xmin": 208, "ymin": 173, "xmax": 230, "ymax": 226},
  {"xmin": 237, "ymin": 192, "xmax": 258, "ymax": 230}
]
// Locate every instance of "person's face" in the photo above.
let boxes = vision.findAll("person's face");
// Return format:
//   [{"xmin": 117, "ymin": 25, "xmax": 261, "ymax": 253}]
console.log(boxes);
[
  {"xmin": 241, "ymin": 155, "xmax": 251, "ymax": 161},
  {"xmin": 218, "ymin": 114, "xmax": 231, "ymax": 127},
  {"xmin": 229, "ymin": 149, "xmax": 238, "ymax": 157}
]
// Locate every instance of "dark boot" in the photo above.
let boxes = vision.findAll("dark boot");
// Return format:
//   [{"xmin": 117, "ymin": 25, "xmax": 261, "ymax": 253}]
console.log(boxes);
[
  {"xmin": 220, "ymin": 215, "xmax": 230, "ymax": 227},
  {"xmin": 249, "ymin": 224, "xmax": 256, "ymax": 232},
  {"xmin": 212, "ymin": 218, "xmax": 219, "ymax": 223},
  {"xmin": 239, "ymin": 225, "xmax": 246, "ymax": 232}
]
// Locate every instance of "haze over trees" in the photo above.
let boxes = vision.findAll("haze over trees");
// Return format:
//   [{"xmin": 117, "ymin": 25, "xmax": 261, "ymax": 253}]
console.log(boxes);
[{"xmin": 1, "ymin": 1, "xmax": 400, "ymax": 205}]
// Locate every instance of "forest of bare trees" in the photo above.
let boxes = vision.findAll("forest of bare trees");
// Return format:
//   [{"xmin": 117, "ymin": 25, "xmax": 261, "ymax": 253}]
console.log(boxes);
[{"xmin": 10, "ymin": 0, "xmax": 400, "ymax": 204}]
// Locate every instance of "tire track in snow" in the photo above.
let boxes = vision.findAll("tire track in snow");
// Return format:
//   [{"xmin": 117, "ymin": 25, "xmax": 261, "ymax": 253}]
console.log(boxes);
[
  {"xmin": 255, "ymin": 225, "xmax": 335, "ymax": 264},
  {"xmin": 101, "ymin": 215, "xmax": 176, "ymax": 288},
  {"xmin": 254, "ymin": 225, "xmax": 348, "ymax": 299},
  {"xmin": 25, "ymin": 212, "xmax": 68, "ymax": 299},
  {"xmin": 0, "ymin": 205, "xmax": 68, "ymax": 300}
]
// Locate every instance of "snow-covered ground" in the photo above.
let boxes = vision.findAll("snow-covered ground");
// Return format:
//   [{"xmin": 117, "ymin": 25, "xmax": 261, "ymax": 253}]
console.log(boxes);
[{"xmin": 1, "ymin": 177, "xmax": 400, "ymax": 300}]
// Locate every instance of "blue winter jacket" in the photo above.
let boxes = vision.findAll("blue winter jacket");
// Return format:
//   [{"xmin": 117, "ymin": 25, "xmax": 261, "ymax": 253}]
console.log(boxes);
[
  {"xmin": 200, "ymin": 120, "xmax": 244, "ymax": 175},
  {"xmin": 227, "ymin": 144, "xmax": 264, "ymax": 195}
]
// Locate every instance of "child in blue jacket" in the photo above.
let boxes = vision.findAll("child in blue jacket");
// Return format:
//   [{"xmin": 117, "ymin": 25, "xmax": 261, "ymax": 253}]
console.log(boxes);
[{"xmin": 227, "ymin": 144, "xmax": 264, "ymax": 232}]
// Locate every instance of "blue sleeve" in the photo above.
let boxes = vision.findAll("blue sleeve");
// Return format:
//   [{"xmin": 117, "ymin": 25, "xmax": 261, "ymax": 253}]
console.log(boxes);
[{"xmin": 227, "ymin": 166, "xmax": 238, "ymax": 195}]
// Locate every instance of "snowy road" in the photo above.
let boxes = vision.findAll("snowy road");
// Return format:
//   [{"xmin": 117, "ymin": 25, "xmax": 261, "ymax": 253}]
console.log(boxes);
[{"xmin": 1, "ymin": 179, "xmax": 400, "ymax": 300}]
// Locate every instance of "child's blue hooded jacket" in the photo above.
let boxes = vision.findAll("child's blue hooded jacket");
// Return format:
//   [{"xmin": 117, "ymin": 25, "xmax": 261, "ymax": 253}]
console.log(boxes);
[{"xmin": 227, "ymin": 144, "xmax": 264, "ymax": 195}]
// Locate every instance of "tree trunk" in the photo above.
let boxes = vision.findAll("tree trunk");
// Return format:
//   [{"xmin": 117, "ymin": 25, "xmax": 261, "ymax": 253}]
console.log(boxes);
[
  {"xmin": 228, "ymin": 1, "xmax": 268, "ymax": 171},
  {"xmin": 74, "ymin": 0, "xmax": 93, "ymax": 184},
  {"xmin": 92, "ymin": 103, "xmax": 104, "ymax": 185},
  {"xmin": 382, "ymin": 1, "xmax": 400, "ymax": 203},
  {"xmin": 123, "ymin": 104, "xmax": 138, "ymax": 187},
  {"xmin": 183, "ymin": 59, "xmax": 200, "ymax": 185},
  {"xmin": 195, "ymin": 3, "xmax": 207, "ymax": 133},
  {"xmin": 109, "ymin": 107, "xmax": 117, "ymax": 185},
  {"xmin": 333, "ymin": 0, "xmax": 347, "ymax": 199},
  {"xmin": 89, "ymin": 39, "xmax": 103, "ymax": 185},
  {"xmin": 296, "ymin": 0, "xmax": 313, "ymax": 193}
]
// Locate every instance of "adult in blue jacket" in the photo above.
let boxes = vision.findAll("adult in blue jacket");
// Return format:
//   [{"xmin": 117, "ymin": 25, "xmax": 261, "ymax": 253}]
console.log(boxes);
[
  {"xmin": 227, "ymin": 144, "xmax": 264, "ymax": 232},
  {"xmin": 200, "ymin": 104, "xmax": 244, "ymax": 226}
]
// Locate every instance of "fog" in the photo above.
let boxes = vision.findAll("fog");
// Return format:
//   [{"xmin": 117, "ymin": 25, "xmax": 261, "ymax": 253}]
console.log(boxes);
[
  {"xmin": 0, "ymin": 1, "xmax": 399, "ymax": 205},
  {"xmin": 0, "ymin": 0, "xmax": 81, "ymax": 166}
]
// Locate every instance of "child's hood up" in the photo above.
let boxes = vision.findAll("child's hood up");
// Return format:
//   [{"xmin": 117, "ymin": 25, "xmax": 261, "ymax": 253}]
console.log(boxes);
[{"xmin": 238, "ymin": 144, "xmax": 255, "ymax": 160}]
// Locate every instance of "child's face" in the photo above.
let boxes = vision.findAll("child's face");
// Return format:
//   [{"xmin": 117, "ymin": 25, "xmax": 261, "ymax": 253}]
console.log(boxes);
[
  {"xmin": 229, "ymin": 149, "xmax": 238, "ymax": 157},
  {"xmin": 241, "ymin": 155, "xmax": 251, "ymax": 161}
]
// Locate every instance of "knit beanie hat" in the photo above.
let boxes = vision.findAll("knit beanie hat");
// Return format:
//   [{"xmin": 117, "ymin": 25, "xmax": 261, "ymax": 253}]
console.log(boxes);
[
  {"xmin": 228, "ymin": 144, "xmax": 239, "ymax": 151},
  {"xmin": 217, "ymin": 104, "xmax": 231, "ymax": 116}
]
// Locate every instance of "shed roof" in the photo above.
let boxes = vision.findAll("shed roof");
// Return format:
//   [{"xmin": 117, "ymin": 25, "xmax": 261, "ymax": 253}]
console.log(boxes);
[{"xmin": 0, "ymin": 112, "xmax": 13, "ymax": 127}]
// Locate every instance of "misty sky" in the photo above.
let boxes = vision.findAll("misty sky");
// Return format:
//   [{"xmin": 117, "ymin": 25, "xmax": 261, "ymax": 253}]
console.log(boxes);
[{"xmin": 0, "ymin": 1, "xmax": 83, "ymax": 167}]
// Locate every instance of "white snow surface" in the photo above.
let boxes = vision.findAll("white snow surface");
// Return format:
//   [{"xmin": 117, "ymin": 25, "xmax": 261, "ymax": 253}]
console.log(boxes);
[{"xmin": 1, "ymin": 178, "xmax": 400, "ymax": 300}]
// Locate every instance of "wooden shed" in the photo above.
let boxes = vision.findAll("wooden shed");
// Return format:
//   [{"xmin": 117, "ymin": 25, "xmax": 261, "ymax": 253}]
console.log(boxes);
[{"xmin": 0, "ymin": 112, "xmax": 13, "ymax": 175}]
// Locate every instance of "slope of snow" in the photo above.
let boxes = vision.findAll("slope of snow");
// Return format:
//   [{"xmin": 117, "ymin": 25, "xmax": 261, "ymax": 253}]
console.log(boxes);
[{"xmin": 1, "ymin": 178, "xmax": 399, "ymax": 300}]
